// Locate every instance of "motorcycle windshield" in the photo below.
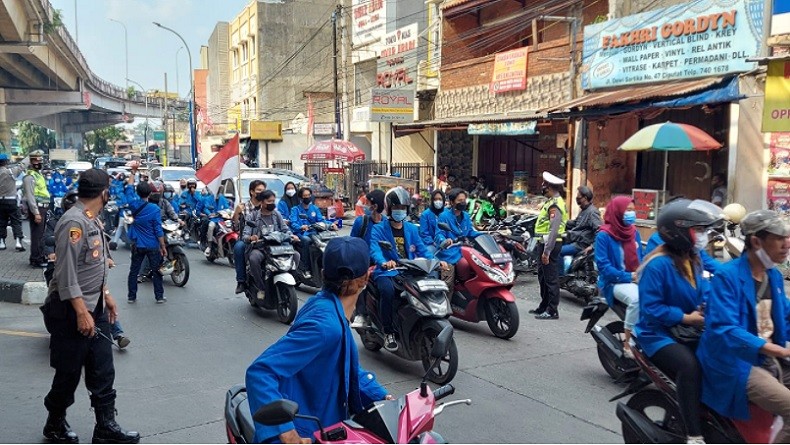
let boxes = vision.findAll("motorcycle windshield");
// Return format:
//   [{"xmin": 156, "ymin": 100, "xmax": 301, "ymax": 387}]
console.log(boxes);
[{"xmin": 473, "ymin": 234, "xmax": 505, "ymax": 261}]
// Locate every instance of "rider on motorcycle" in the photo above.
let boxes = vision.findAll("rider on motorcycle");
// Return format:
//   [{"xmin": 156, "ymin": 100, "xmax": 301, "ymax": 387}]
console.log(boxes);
[
  {"xmin": 242, "ymin": 190, "xmax": 299, "ymax": 301},
  {"xmin": 419, "ymin": 190, "xmax": 446, "ymax": 254},
  {"xmin": 289, "ymin": 187, "xmax": 336, "ymax": 276},
  {"xmin": 561, "ymin": 186, "xmax": 601, "ymax": 265},
  {"xmin": 148, "ymin": 182, "xmax": 179, "ymax": 223},
  {"xmin": 435, "ymin": 188, "xmax": 480, "ymax": 295},
  {"xmin": 369, "ymin": 187, "xmax": 443, "ymax": 352},
  {"xmin": 232, "ymin": 180, "xmax": 266, "ymax": 294},
  {"xmin": 246, "ymin": 237, "xmax": 390, "ymax": 444},
  {"xmin": 645, "ymin": 222, "xmax": 721, "ymax": 274},
  {"xmin": 277, "ymin": 181, "xmax": 300, "ymax": 224},
  {"xmin": 178, "ymin": 178, "xmax": 201, "ymax": 214},
  {"xmin": 697, "ymin": 209, "xmax": 790, "ymax": 443},
  {"xmin": 350, "ymin": 189, "xmax": 386, "ymax": 244},
  {"xmin": 636, "ymin": 198, "xmax": 722, "ymax": 445},
  {"xmin": 197, "ymin": 188, "xmax": 231, "ymax": 254},
  {"xmin": 162, "ymin": 184, "xmax": 179, "ymax": 217}
]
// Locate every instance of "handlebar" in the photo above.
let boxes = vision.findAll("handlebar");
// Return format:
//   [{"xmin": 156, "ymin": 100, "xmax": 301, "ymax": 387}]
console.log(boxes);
[{"xmin": 433, "ymin": 384, "xmax": 455, "ymax": 401}]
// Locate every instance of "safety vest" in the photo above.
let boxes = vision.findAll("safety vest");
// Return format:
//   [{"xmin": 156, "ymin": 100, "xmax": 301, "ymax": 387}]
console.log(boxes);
[
  {"xmin": 534, "ymin": 195, "xmax": 568, "ymax": 240},
  {"xmin": 27, "ymin": 169, "xmax": 50, "ymax": 204}
]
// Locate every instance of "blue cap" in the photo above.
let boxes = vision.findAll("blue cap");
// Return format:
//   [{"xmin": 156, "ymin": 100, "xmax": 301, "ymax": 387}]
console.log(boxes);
[
  {"xmin": 0, "ymin": 154, "xmax": 8, "ymax": 161},
  {"xmin": 323, "ymin": 236, "xmax": 370, "ymax": 281}
]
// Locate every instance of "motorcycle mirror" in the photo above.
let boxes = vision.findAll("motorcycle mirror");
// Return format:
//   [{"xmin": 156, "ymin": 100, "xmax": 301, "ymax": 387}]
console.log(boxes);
[
  {"xmin": 487, "ymin": 191, "xmax": 494, "ymax": 198},
  {"xmin": 378, "ymin": 241, "xmax": 392, "ymax": 250},
  {"xmin": 431, "ymin": 325, "xmax": 453, "ymax": 359},
  {"xmin": 253, "ymin": 399, "xmax": 299, "ymax": 426},
  {"xmin": 437, "ymin": 222, "xmax": 452, "ymax": 232}
]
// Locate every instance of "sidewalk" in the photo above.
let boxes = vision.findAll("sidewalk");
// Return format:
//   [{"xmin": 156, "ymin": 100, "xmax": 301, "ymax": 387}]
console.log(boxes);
[{"xmin": 0, "ymin": 233, "xmax": 47, "ymax": 304}]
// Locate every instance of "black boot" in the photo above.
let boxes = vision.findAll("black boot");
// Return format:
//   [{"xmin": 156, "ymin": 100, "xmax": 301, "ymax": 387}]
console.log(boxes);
[
  {"xmin": 43, "ymin": 411, "xmax": 79, "ymax": 444},
  {"xmin": 91, "ymin": 404, "xmax": 140, "ymax": 444}
]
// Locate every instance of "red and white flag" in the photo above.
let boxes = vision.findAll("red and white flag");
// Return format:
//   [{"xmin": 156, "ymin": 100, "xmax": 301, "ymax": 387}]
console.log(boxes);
[{"xmin": 195, "ymin": 134, "xmax": 240, "ymax": 197}]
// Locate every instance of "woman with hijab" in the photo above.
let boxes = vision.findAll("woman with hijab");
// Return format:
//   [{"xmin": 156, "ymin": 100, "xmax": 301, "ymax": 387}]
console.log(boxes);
[
  {"xmin": 277, "ymin": 181, "xmax": 300, "ymax": 223},
  {"xmin": 595, "ymin": 195, "xmax": 644, "ymax": 357},
  {"xmin": 419, "ymin": 189, "xmax": 446, "ymax": 254}
]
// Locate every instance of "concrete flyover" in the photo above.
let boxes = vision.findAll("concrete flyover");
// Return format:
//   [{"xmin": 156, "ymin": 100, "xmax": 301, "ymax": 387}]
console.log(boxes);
[{"xmin": 0, "ymin": 0, "xmax": 189, "ymax": 150}]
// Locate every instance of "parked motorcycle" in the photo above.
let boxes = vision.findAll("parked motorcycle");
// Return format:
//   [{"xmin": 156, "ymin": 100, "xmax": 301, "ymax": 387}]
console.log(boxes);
[
  {"xmin": 468, "ymin": 190, "xmax": 507, "ymax": 231},
  {"xmin": 244, "ymin": 230, "xmax": 299, "ymax": 324},
  {"xmin": 205, "ymin": 209, "xmax": 238, "ymax": 265},
  {"xmin": 438, "ymin": 223, "xmax": 519, "ymax": 339},
  {"xmin": 356, "ymin": 243, "xmax": 458, "ymax": 384},
  {"xmin": 559, "ymin": 245, "xmax": 598, "ymax": 304},
  {"xmin": 161, "ymin": 219, "xmax": 190, "ymax": 287},
  {"xmin": 294, "ymin": 219, "xmax": 339, "ymax": 290},
  {"xmin": 580, "ymin": 297, "xmax": 639, "ymax": 381},
  {"xmin": 225, "ymin": 327, "xmax": 470, "ymax": 444}
]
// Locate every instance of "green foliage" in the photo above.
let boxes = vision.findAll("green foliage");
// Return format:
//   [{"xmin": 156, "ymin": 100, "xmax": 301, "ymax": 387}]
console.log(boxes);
[
  {"xmin": 85, "ymin": 126, "xmax": 125, "ymax": 155},
  {"xmin": 590, "ymin": 14, "xmax": 608, "ymax": 24},
  {"xmin": 14, "ymin": 122, "xmax": 56, "ymax": 155},
  {"xmin": 126, "ymin": 86, "xmax": 137, "ymax": 99},
  {"xmin": 43, "ymin": 9, "xmax": 63, "ymax": 34}
]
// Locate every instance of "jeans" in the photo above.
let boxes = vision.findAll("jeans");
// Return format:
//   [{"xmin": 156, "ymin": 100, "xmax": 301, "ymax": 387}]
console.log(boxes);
[
  {"xmin": 111, "ymin": 321, "xmax": 124, "ymax": 339},
  {"xmin": 0, "ymin": 198, "xmax": 23, "ymax": 240},
  {"xmin": 612, "ymin": 282, "xmax": 640, "ymax": 330},
  {"xmin": 558, "ymin": 244, "xmax": 581, "ymax": 275},
  {"xmin": 651, "ymin": 343, "xmax": 702, "ymax": 437},
  {"xmin": 248, "ymin": 249, "xmax": 267, "ymax": 293},
  {"xmin": 128, "ymin": 247, "xmax": 164, "ymax": 301},
  {"xmin": 537, "ymin": 242, "xmax": 562, "ymax": 315},
  {"xmin": 375, "ymin": 275, "xmax": 397, "ymax": 334},
  {"xmin": 234, "ymin": 240, "xmax": 247, "ymax": 283},
  {"xmin": 298, "ymin": 235, "xmax": 312, "ymax": 269},
  {"xmin": 111, "ymin": 219, "xmax": 127, "ymax": 244},
  {"xmin": 747, "ymin": 357, "xmax": 790, "ymax": 443}
]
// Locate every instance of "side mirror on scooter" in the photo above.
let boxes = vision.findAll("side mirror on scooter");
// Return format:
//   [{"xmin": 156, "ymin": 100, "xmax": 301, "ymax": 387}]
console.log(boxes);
[
  {"xmin": 378, "ymin": 241, "xmax": 392, "ymax": 251},
  {"xmin": 253, "ymin": 399, "xmax": 299, "ymax": 426}
]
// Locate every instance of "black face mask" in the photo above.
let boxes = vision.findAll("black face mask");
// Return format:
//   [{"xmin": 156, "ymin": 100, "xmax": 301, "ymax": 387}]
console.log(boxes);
[
  {"xmin": 255, "ymin": 192, "xmax": 266, "ymax": 202},
  {"xmin": 302, "ymin": 197, "xmax": 311, "ymax": 205},
  {"xmin": 32, "ymin": 163, "xmax": 42, "ymax": 170},
  {"xmin": 265, "ymin": 203, "xmax": 276, "ymax": 212},
  {"xmin": 576, "ymin": 197, "xmax": 584, "ymax": 206},
  {"xmin": 455, "ymin": 202, "xmax": 467, "ymax": 212}
]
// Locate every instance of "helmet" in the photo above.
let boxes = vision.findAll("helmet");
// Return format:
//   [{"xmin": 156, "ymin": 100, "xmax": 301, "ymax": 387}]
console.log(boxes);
[
  {"xmin": 163, "ymin": 183, "xmax": 175, "ymax": 199},
  {"xmin": 657, "ymin": 199, "xmax": 723, "ymax": 252},
  {"xmin": 722, "ymin": 203, "xmax": 747, "ymax": 224},
  {"xmin": 366, "ymin": 189, "xmax": 385, "ymax": 214},
  {"xmin": 148, "ymin": 181, "xmax": 164, "ymax": 203},
  {"xmin": 159, "ymin": 259, "xmax": 175, "ymax": 275},
  {"xmin": 384, "ymin": 186, "xmax": 411, "ymax": 211},
  {"xmin": 186, "ymin": 178, "xmax": 197, "ymax": 188},
  {"xmin": 62, "ymin": 190, "xmax": 78, "ymax": 212}
]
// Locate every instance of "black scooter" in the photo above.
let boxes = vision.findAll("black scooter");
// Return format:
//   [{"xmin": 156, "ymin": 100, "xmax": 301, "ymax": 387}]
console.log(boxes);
[
  {"xmin": 244, "ymin": 230, "xmax": 299, "ymax": 325},
  {"xmin": 294, "ymin": 219, "xmax": 338, "ymax": 290},
  {"xmin": 559, "ymin": 245, "xmax": 598, "ymax": 304},
  {"xmin": 580, "ymin": 297, "xmax": 639, "ymax": 381}
]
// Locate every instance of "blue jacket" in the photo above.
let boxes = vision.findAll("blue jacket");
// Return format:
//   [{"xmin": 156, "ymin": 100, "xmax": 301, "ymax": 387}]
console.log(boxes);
[
  {"xmin": 594, "ymin": 230, "xmax": 644, "ymax": 306},
  {"xmin": 419, "ymin": 209, "xmax": 442, "ymax": 248},
  {"xmin": 245, "ymin": 291, "xmax": 387, "ymax": 443},
  {"xmin": 349, "ymin": 214, "xmax": 387, "ymax": 245},
  {"xmin": 290, "ymin": 203, "xmax": 325, "ymax": 235},
  {"xmin": 179, "ymin": 191, "xmax": 201, "ymax": 213},
  {"xmin": 635, "ymin": 254, "xmax": 709, "ymax": 357},
  {"xmin": 124, "ymin": 185, "xmax": 163, "ymax": 249},
  {"xmin": 697, "ymin": 255, "xmax": 790, "ymax": 420},
  {"xmin": 369, "ymin": 220, "xmax": 433, "ymax": 279},
  {"xmin": 434, "ymin": 209, "xmax": 480, "ymax": 264},
  {"xmin": 197, "ymin": 194, "xmax": 230, "ymax": 222},
  {"xmin": 645, "ymin": 231, "xmax": 721, "ymax": 274},
  {"xmin": 48, "ymin": 172, "xmax": 68, "ymax": 197}
]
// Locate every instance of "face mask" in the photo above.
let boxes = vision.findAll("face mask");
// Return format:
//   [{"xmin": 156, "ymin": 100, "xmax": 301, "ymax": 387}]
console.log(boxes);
[
  {"xmin": 255, "ymin": 192, "xmax": 266, "ymax": 202},
  {"xmin": 576, "ymin": 197, "xmax": 584, "ymax": 206},
  {"xmin": 391, "ymin": 209, "xmax": 408, "ymax": 222},
  {"xmin": 433, "ymin": 200, "xmax": 444, "ymax": 210},
  {"xmin": 164, "ymin": 192, "xmax": 173, "ymax": 200},
  {"xmin": 755, "ymin": 248, "xmax": 778, "ymax": 270},
  {"xmin": 454, "ymin": 202, "xmax": 467, "ymax": 212},
  {"xmin": 363, "ymin": 207, "xmax": 372, "ymax": 216},
  {"xmin": 32, "ymin": 164, "xmax": 42, "ymax": 170},
  {"xmin": 265, "ymin": 203, "xmax": 276, "ymax": 212},
  {"xmin": 286, "ymin": 189, "xmax": 296, "ymax": 197},
  {"xmin": 622, "ymin": 210, "xmax": 636, "ymax": 226},
  {"xmin": 302, "ymin": 197, "xmax": 311, "ymax": 205},
  {"xmin": 693, "ymin": 231, "xmax": 708, "ymax": 252}
]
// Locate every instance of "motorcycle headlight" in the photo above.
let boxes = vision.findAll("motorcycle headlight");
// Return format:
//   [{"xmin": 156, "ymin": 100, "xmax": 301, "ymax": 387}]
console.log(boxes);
[
  {"xmin": 271, "ymin": 256, "xmax": 293, "ymax": 271},
  {"xmin": 407, "ymin": 293, "xmax": 450, "ymax": 317},
  {"xmin": 471, "ymin": 253, "xmax": 513, "ymax": 284}
]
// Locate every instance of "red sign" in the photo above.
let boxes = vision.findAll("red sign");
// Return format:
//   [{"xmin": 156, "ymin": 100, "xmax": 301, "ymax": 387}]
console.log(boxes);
[
  {"xmin": 82, "ymin": 91, "xmax": 91, "ymax": 109},
  {"xmin": 768, "ymin": 179, "xmax": 790, "ymax": 216},
  {"xmin": 632, "ymin": 189, "xmax": 660, "ymax": 220}
]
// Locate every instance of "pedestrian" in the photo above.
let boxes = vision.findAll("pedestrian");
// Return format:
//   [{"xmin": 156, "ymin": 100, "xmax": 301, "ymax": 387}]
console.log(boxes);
[
  {"xmin": 530, "ymin": 171, "xmax": 569, "ymax": 320},
  {"xmin": 0, "ymin": 153, "xmax": 25, "ymax": 251},
  {"xmin": 125, "ymin": 175, "xmax": 167, "ymax": 304},
  {"xmin": 711, "ymin": 173, "xmax": 727, "ymax": 207},
  {"xmin": 23, "ymin": 150, "xmax": 50, "ymax": 267},
  {"xmin": 39, "ymin": 168, "xmax": 139, "ymax": 444}
]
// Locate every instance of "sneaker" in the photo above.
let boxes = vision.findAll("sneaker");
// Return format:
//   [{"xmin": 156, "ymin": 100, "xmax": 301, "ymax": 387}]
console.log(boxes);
[
  {"xmin": 204, "ymin": 246, "xmax": 212, "ymax": 255},
  {"xmin": 0, "ymin": 239, "xmax": 5, "ymax": 250},
  {"xmin": 257, "ymin": 290, "xmax": 265, "ymax": 300},
  {"xmin": 156, "ymin": 297, "xmax": 167, "ymax": 304},
  {"xmin": 384, "ymin": 334, "xmax": 398, "ymax": 352},
  {"xmin": 535, "ymin": 312, "xmax": 559, "ymax": 320},
  {"xmin": 350, "ymin": 315, "xmax": 370, "ymax": 329},
  {"xmin": 109, "ymin": 241, "xmax": 118, "ymax": 251},
  {"xmin": 235, "ymin": 282, "xmax": 245, "ymax": 294},
  {"xmin": 15, "ymin": 238, "xmax": 24, "ymax": 252},
  {"xmin": 528, "ymin": 307, "xmax": 545, "ymax": 314},
  {"xmin": 686, "ymin": 436, "xmax": 706, "ymax": 444},
  {"xmin": 115, "ymin": 336, "xmax": 131, "ymax": 349},
  {"xmin": 127, "ymin": 299, "xmax": 136, "ymax": 304}
]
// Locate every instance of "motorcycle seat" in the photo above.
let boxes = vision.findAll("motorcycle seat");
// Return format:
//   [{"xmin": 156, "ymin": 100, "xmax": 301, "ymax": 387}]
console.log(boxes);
[{"xmin": 237, "ymin": 397, "xmax": 255, "ymax": 443}]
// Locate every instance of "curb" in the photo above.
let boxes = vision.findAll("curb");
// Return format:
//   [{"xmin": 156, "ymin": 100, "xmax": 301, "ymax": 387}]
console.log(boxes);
[{"xmin": 0, "ymin": 279, "xmax": 47, "ymax": 305}]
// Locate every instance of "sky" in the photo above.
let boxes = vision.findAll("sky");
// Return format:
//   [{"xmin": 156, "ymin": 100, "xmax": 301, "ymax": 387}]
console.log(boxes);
[{"xmin": 52, "ymin": 0, "xmax": 251, "ymax": 98}]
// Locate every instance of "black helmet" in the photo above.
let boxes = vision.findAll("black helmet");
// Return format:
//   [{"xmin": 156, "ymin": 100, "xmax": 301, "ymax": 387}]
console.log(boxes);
[
  {"xmin": 657, "ymin": 199, "xmax": 723, "ymax": 252},
  {"xmin": 366, "ymin": 189, "xmax": 385, "ymax": 214},
  {"xmin": 384, "ymin": 187, "xmax": 411, "ymax": 211},
  {"xmin": 163, "ymin": 183, "xmax": 175, "ymax": 194},
  {"xmin": 62, "ymin": 190, "xmax": 78, "ymax": 212}
]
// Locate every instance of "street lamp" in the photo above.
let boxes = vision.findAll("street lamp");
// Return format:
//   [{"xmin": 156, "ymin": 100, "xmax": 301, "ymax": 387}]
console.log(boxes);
[
  {"xmin": 109, "ymin": 18, "xmax": 128, "ymax": 89},
  {"xmin": 127, "ymin": 78, "xmax": 149, "ymax": 149},
  {"xmin": 153, "ymin": 22, "xmax": 196, "ymax": 169},
  {"xmin": 175, "ymin": 46, "xmax": 184, "ymax": 98}
]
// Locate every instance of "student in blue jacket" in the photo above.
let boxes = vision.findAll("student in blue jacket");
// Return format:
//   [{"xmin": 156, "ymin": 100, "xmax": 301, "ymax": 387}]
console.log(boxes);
[
  {"xmin": 350, "ymin": 189, "xmax": 386, "ymax": 245},
  {"xmin": 124, "ymin": 176, "xmax": 167, "ymax": 303},
  {"xmin": 636, "ymin": 199, "xmax": 722, "ymax": 444},
  {"xmin": 369, "ymin": 187, "xmax": 444, "ymax": 351},
  {"xmin": 698, "ymin": 210, "xmax": 790, "ymax": 443},
  {"xmin": 419, "ymin": 189, "xmax": 446, "ymax": 254},
  {"xmin": 277, "ymin": 181, "xmax": 300, "ymax": 224},
  {"xmin": 434, "ymin": 188, "xmax": 480, "ymax": 293},
  {"xmin": 197, "ymin": 188, "xmax": 230, "ymax": 253},
  {"xmin": 645, "ymin": 229, "xmax": 721, "ymax": 274},
  {"xmin": 246, "ymin": 237, "xmax": 390, "ymax": 444},
  {"xmin": 290, "ymin": 187, "xmax": 336, "ymax": 273}
]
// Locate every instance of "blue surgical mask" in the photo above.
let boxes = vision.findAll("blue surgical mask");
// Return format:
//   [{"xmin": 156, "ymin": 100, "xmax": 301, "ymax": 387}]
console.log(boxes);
[
  {"xmin": 433, "ymin": 200, "xmax": 444, "ymax": 210},
  {"xmin": 623, "ymin": 210, "xmax": 636, "ymax": 226},
  {"xmin": 363, "ymin": 207, "xmax": 372, "ymax": 216},
  {"xmin": 391, "ymin": 209, "xmax": 408, "ymax": 222}
]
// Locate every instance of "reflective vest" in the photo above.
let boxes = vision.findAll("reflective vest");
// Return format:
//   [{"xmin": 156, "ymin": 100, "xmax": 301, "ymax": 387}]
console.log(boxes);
[
  {"xmin": 534, "ymin": 195, "xmax": 568, "ymax": 240},
  {"xmin": 27, "ymin": 170, "xmax": 50, "ymax": 204}
]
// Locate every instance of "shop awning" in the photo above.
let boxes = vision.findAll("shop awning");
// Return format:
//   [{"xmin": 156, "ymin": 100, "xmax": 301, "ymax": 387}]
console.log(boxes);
[
  {"xmin": 392, "ymin": 110, "xmax": 545, "ymax": 137},
  {"xmin": 650, "ymin": 76, "xmax": 740, "ymax": 108}
]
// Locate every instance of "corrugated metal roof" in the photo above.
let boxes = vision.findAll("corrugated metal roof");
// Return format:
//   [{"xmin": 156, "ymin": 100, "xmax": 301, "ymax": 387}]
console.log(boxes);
[
  {"xmin": 546, "ymin": 77, "xmax": 727, "ymax": 113},
  {"xmin": 441, "ymin": 0, "xmax": 476, "ymax": 10},
  {"xmin": 393, "ymin": 111, "xmax": 546, "ymax": 129}
]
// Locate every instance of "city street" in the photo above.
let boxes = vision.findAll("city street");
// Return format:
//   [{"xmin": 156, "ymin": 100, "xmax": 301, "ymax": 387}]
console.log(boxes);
[{"xmin": 0, "ymin": 242, "xmax": 624, "ymax": 443}]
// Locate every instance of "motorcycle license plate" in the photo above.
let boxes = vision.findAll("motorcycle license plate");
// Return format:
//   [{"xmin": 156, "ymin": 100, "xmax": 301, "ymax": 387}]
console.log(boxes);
[
  {"xmin": 490, "ymin": 252, "xmax": 512, "ymax": 264},
  {"xmin": 269, "ymin": 245, "xmax": 295, "ymax": 255}
]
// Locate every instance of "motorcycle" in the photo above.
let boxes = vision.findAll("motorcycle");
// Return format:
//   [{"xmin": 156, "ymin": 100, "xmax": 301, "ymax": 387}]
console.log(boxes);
[
  {"xmin": 580, "ymin": 297, "xmax": 639, "ymax": 381},
  {"xmin": 161, "ymin": 219, "xmax": 190, "ymax": 287},
  {"xmin": 356, "ymin": 242, "xmax": 458, "ymax": 384},
  {"xmin": 205, "ymin": 209, "xmax": 239, "ymax": 265},
  {"xmin": 559, "ymin": 244, "xmax": 598, "ymax": 304},
  {"xmin": 614, "ymin": 342, "xmax": 777, "ymax": 444},
  {"xmin": 225, "ymin": 327, "xmax": 470, "ymax": 444},
  {"xmin": 468, "ymin": 190, "xmax": 507, "ymax": 231},
  {"xmin": 294, "ymin": 219, "xmax": 339, "ymax": 290},
  {"xmin": 181, "ymin": 210, "xmax": 203, "ymax": 246},
  {"xmin": 243, "ymin": 230, "xmax": 299, "ymax": 325},
  {"xmin": 437, "ymin": 222, "xmax": 519, "ymax": 339},
  {"xmin": 101, "ymin": 200, "xmax": 120, "ymax": 238}
]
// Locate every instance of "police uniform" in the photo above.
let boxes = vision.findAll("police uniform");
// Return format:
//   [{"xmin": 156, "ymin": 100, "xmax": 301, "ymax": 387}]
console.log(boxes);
[
  {"xmin": 533, "ymin": 172, "xmax": 569, "ymax": 319},
  {"xmin": 23, "ymin": 152, "xmax": 50, "ymax": 266},
  {"xmin": 40, "ymin": 169, "xmax": 139, "ymax": 444}
]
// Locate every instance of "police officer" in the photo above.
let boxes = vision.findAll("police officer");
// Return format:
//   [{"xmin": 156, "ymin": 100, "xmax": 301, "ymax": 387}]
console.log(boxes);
[
  {"xmin": 23, "ymin": 150, "xmax": 50, "ymax": 266},
  {"xmin": 531, "ymin": 171, "xmax": 569, "ymax": 320},
  {"xmin": 0, "ymin": 153, "xmax": 25, "ymax": 251},
  {"xmin": 40, "ymin": 168, "xmax": 139, "ymax": 444}
]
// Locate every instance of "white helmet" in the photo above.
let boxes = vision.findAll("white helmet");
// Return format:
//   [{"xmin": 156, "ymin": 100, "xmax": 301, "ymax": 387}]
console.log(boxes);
[
  {"xmin": 722, "ymin": 203, "xmax": 746, "ymax": 224},
  {"xmin": 159, "ymin": 259, "xmax": 175, "ymax": 275}
]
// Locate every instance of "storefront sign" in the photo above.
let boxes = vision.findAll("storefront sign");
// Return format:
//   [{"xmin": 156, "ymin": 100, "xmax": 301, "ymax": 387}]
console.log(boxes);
[
  {"xmin": 370, "ymin": 88, "xmax": 415, "ymax": 123},
  {"xmin": 313, "ymin": 123, "xmax": 337, "ymax": 136},
  {"xmin": 768, "ymin": 179, "xmax": 790, "ymax": 216},
  {"xmin": 490, "ymin": 48, "xmax": 528, "ymax": 93},
  {"xmin": 250, "ymin": 121, "xmax": 283, "ymax": 141},
  {"xmin": 153, "ymin": 130, "xmax": 166, "ymax": 142},
  {"xmin": 377, "ymin": 23, "xmax": 419, "ymax": 89},
  {"xmin": 467, "ymin": 121, "xmax": 537, "ymax": 136},
  {"xmin": 763, "ymin": 61, "xmax": 790, "ymax": 132},
  {"xmin": 352, "ymin": 0, "xmax": 387, "ymax": 47},
  {"xmin": 632, "ymin": 189, "xmax": 664, "ymax": 221},
  {"xmin": 772, "ymin": 0, "xmax": 790, "ymax": 36},
  {"xmin": 582, "ymin": 0, "xmax": 764, "ymax": 90},
  {"xmin": 768, "ymin": 133, "xmax": 790, "ymax": 177}
]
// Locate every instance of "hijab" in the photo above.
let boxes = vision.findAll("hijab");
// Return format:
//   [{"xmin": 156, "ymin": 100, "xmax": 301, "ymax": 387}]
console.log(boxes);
[
  {"xmin": 430, "ymin": 190, "xmax": 446, "ymax": 215},
  {"xmin": 600, "ymin": 196, "xmax": 639, "ymax": 272}
]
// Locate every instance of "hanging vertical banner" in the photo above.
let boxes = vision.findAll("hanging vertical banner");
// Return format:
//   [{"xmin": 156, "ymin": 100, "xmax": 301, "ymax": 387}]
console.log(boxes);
[
  {"xmin": 377, "ymin": 23, "xmax": 419, "ymax": 89},
  {"xmin": 763, "ymin": 61, "xmax": 790, "ymax": 132},
  {"xmin": 769, "ymin": 133, "xmax": 790, "ymax": 177},
  {"xmin": 490, "ymin": 47, "xmax": 528, "ymax": 94}
]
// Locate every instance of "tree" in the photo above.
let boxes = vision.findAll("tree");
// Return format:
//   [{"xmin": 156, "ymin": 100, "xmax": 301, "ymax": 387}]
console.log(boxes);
[
  {"xmin": 14, "ymin": 122, "xmax": 56, "ymax": 155},
  {"xmin": 85, "ymin": 126, "xmax": 125, "ymax": 155}
]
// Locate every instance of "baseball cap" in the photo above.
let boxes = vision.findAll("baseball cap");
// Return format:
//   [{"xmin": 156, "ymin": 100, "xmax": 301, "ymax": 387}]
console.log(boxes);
[
  {"xmin": 323, "ymin": 237, "xmax": 370, "ymax": 281},
  {"xmin": 542, "ymin": 171, "xmax": 565, "ymax": 185},
  {"xmin": 741, "ymin": 210, "xmax": 790, "ymax": 237},
  {"xmin": 78, "ymin": 168, "xmax": 110, "ymax": 194}
]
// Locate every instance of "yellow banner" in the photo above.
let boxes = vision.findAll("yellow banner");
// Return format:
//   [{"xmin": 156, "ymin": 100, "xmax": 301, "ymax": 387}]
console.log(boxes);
[
  {"xmin": 490, "ymin": 47, "xmax": 528, "ymax": 94},
  {"xmin": 763, "ymin": 60, "xmax": 790, "ymax": 132}
]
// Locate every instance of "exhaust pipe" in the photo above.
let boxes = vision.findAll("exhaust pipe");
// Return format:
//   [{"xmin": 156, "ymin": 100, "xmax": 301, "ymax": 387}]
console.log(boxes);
[{"xmin": 616, "ymin": 402, "xmax": 680, "ymax": 444}]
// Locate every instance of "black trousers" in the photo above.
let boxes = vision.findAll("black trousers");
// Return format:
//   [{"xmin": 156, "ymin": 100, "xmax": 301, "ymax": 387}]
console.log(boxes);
[
  {"xmin": 43, "ymin": 296, "xmax": 116, "ymax": 413},
  {"xmin": 650, "ymin": 343, "xmax": 702, "ymax": 437},
  {"xmin": 0, "ymin": 198, "xmax": 23, "ymax": 240},
  {"xmin": 29, "ymin": 205, "xmax": 47, "ymax": 264},
  {"xmin": 536, "ymin": 241, "xmax": 562, "ymax": 315}
]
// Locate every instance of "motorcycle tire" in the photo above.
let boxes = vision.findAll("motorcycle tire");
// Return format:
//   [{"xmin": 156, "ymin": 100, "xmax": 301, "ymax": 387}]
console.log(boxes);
[
  {"xmin": 170, "ymin": 253, "xmax": 190, "ymax": 287},
  {"xmin": 275, "ymin": 282, "xmax": 298, "ymax": 325},
  {"xmin": 484, "ymin": 299, "xmax": 520, "ymax": 339},
  {"xmin": 358, "ymin": 329, "xmax": 383, "ymax": 352},
  {"xmin": 226, "ymin": 240, "xmax": 236, "ymax": 267},
  {"xmin": 622, "ymin": 389, "xmax": 685, "ymax": 443},
  {"xmin": 598, "ymin": 321, "xmax": 639, "ymax": 381},
  {"xmin": 420, "ymin": 330, "xmax": 458, "ymax": 385}
]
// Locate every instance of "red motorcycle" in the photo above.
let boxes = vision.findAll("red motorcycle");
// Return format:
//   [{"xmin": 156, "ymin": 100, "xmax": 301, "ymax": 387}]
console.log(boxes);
[
  {"xmin": 205, "ymin": 209, "xmax": 239, "ymax": 266},
  {"xmin": 438, "ymin": 223, "xmax": 519, "ymax": 339}
]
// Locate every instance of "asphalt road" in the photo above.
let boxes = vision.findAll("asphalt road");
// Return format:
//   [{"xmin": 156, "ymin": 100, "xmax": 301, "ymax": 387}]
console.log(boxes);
[{"xmin": 0, "ymin": 241, "xmax": 625, "ymax": 443}]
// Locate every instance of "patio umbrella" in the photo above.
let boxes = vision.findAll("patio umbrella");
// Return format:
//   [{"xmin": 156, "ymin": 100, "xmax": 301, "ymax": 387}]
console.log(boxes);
[
  {"xmin": 300, "ymin": 139, "xmax": 366, "ymax": 163},
  {"xmin": 618, "ymin": 121, "xmax": 722, "ymax": 193}
]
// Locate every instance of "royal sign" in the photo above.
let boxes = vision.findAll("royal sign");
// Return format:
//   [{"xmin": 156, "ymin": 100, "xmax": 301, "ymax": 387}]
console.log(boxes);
[
  {"xmin": 582, "ymin": 0, "xmax": 764, "ymax": 90},
  {"xmin": 377, "ymin": 23, "xmax": 419, "ymax": 89},
  {"xmin": 370, "ymin": 88, "xmax": 415, "ymax": 123}
]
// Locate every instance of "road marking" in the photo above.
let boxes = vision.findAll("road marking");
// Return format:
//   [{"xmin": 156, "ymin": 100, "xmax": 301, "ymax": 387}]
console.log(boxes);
[{"xmin": 0, "ymin": 329, "xmax": 48, "ymax": 338}]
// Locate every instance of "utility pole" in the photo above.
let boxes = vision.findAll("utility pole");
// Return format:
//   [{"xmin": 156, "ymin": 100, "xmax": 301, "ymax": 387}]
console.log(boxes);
[
  {"xmin": 332, "ymin": 5, "xmax": 342, "ymax": 140},
  {"xmin": 164, "ymin": 73, "xmax": 169, "ymax": 162},
  {"xmin": 341, "ymin": 0, "xmax": 352, "ymax": 142}
]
